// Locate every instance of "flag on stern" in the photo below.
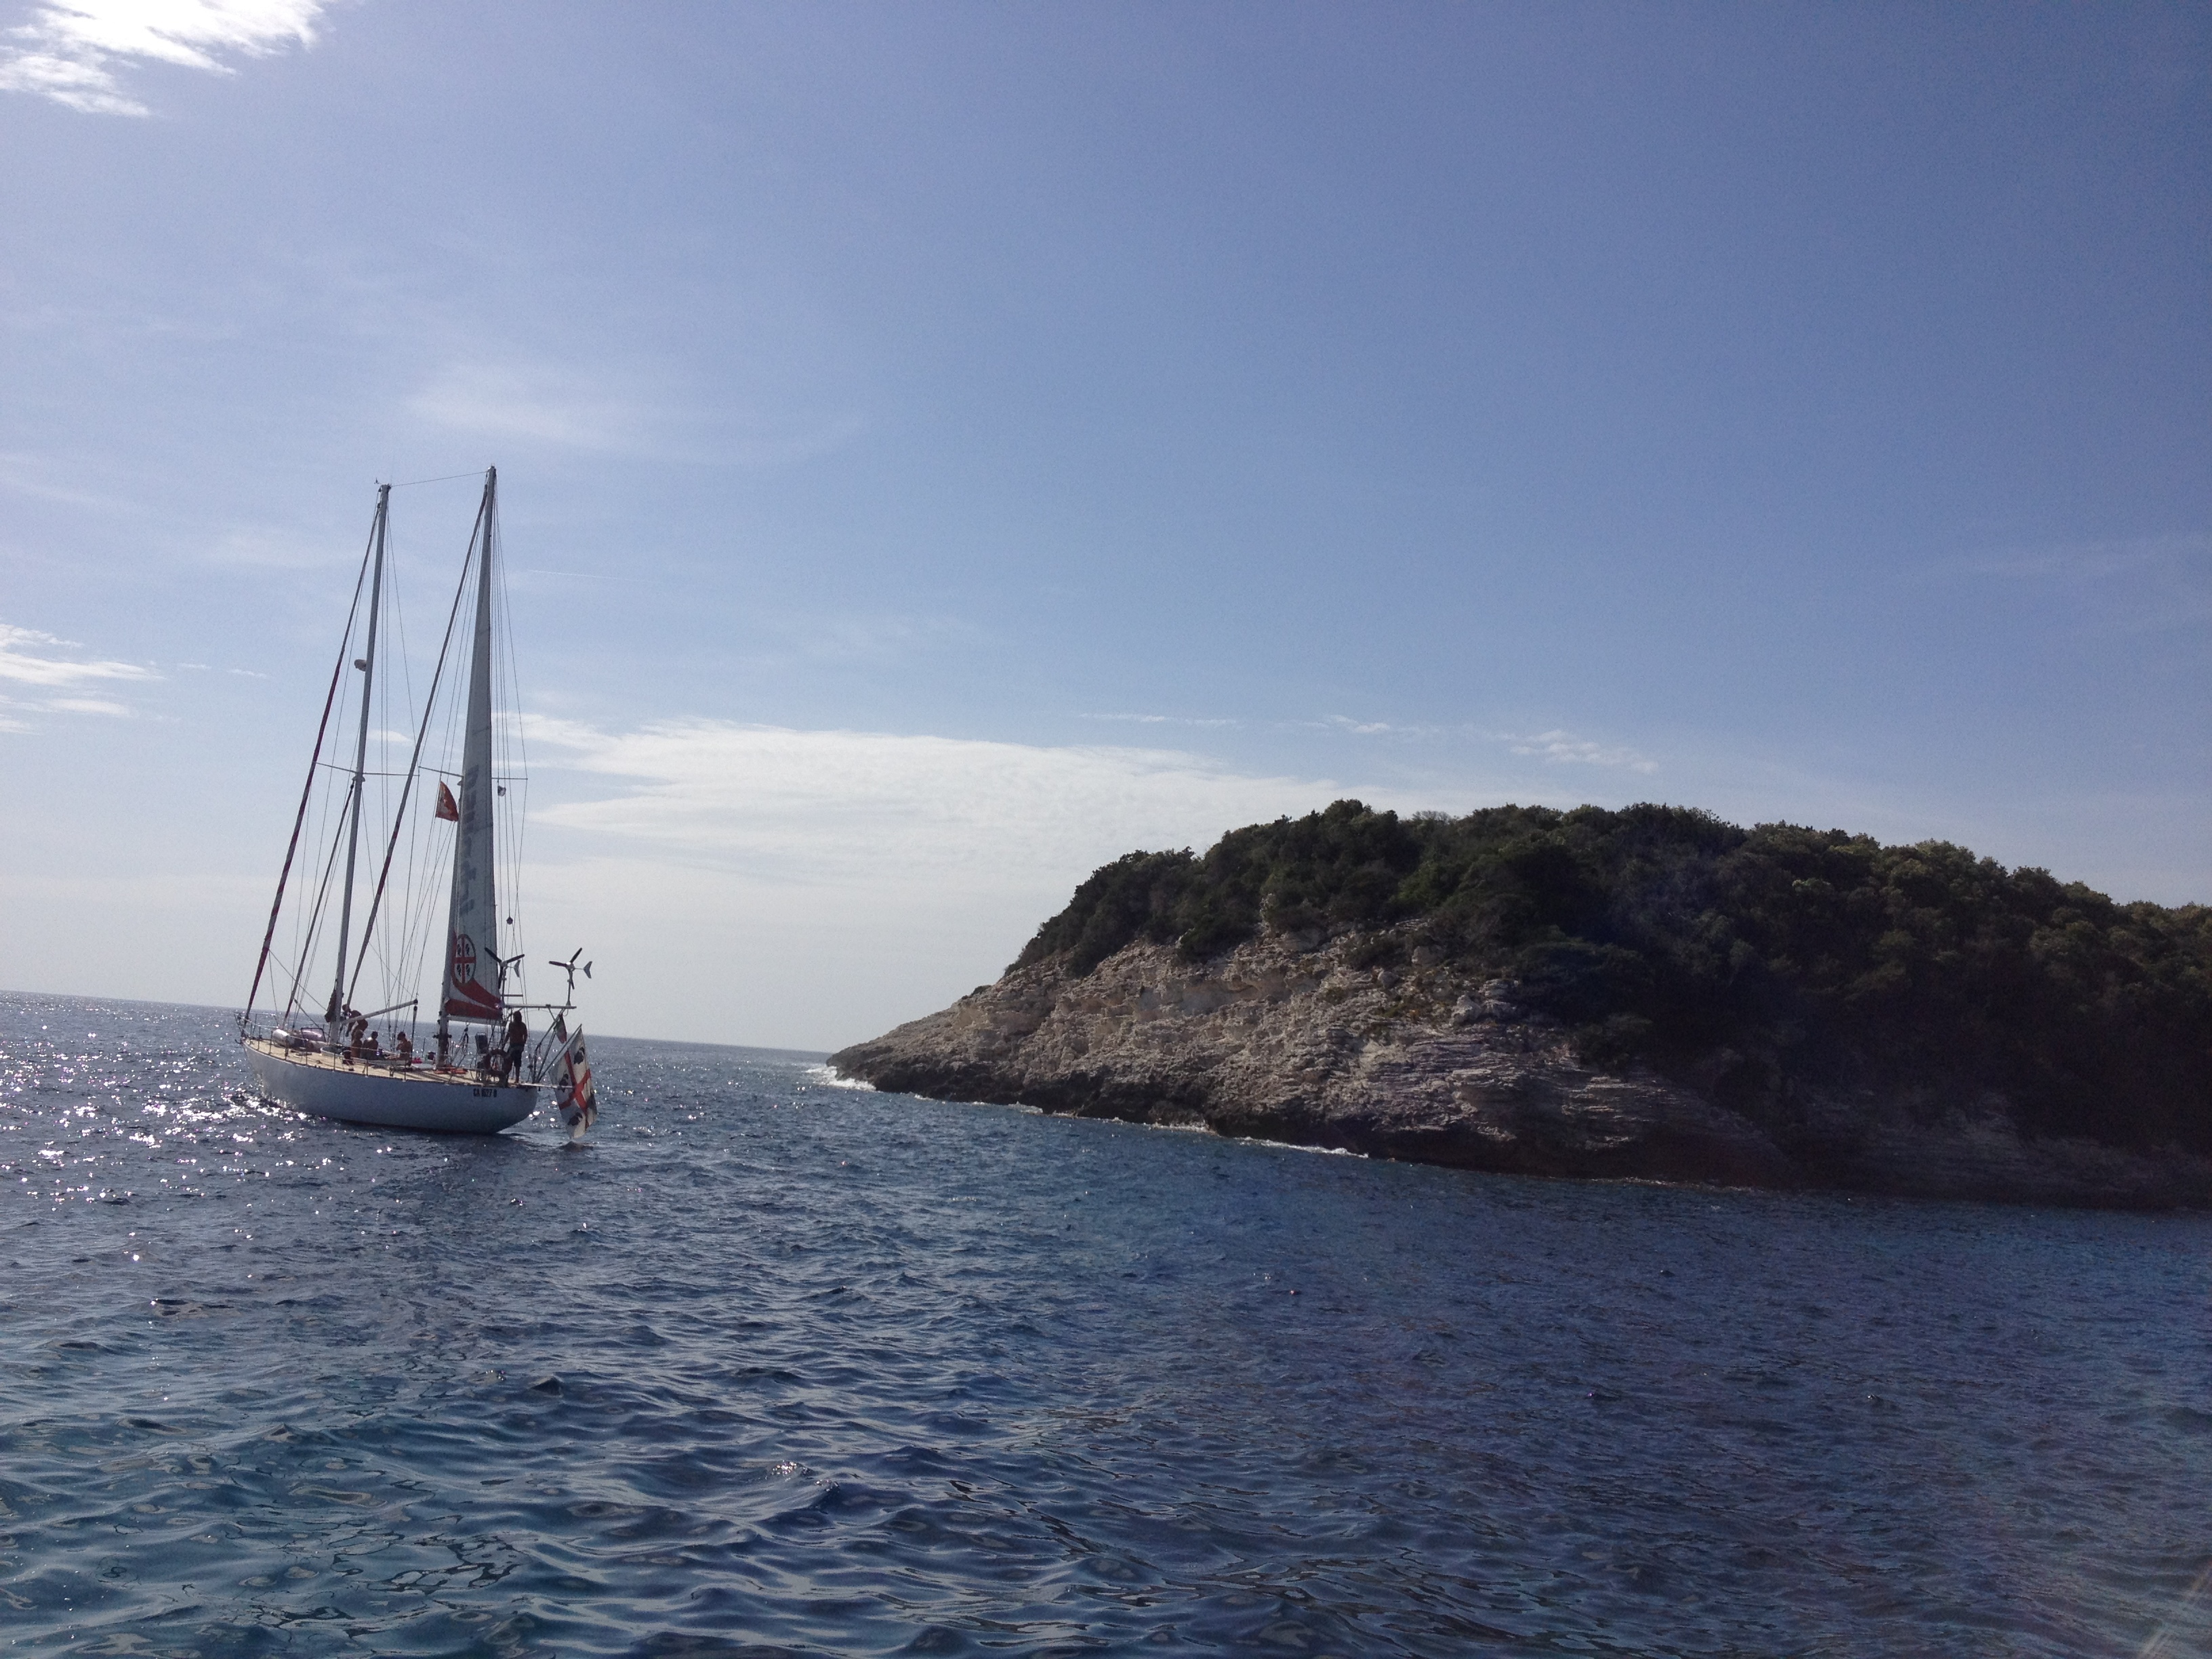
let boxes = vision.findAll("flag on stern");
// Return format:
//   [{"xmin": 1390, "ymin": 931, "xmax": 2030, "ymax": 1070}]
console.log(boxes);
[{"xmin": 556, "ymin": 1020, "xmax": 598, "ymax": 1132}]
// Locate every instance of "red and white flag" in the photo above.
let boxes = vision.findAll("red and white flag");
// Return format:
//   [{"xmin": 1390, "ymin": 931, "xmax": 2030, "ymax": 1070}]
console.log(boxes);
[
  {"xmin": 557, "ymin": 1023, "xmax": 597, "ymax": 1133},
  {"xmin": 434, "ymin": 781, "xmax": 459, "ymax": 821}
]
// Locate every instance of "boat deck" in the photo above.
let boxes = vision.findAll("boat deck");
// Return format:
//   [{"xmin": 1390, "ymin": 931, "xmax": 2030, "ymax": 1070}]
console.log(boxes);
[{"xmin": 246, "ymin": 1038, "xmax": 523, "ymax": 1086}]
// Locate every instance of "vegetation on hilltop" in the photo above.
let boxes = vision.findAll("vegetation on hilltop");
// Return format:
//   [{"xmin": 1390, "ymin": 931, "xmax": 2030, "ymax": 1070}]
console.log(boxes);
[{"xmin": 1014, "ymin": 801, "xmax": 2212, "ymax": 1154}]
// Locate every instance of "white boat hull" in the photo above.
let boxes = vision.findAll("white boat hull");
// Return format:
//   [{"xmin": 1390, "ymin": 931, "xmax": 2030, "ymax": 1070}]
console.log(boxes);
[{"xmin": 245, "ymin": 1038, "xmax": 542, "ymax": 1134}]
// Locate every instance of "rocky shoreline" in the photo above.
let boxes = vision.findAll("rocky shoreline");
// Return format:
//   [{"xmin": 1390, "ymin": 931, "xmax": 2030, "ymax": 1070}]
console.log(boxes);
[{"xmin": 830, "ymin": 930, "xmax": 2211, "ymax": 1210}]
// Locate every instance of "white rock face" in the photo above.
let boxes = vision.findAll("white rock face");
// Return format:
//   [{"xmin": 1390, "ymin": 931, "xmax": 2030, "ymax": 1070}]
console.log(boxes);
[{"xmin": 832, "ymin": 931, "xmax": 2211, "ymax": 1209}]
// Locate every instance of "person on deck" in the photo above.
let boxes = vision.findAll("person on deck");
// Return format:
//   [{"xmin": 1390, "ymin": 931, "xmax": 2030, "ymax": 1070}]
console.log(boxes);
[
  {"xmin": 394, "ymin": 1029, "xmax": 413, "ymax": 1067},
  {"xmin": 504, "ymin": 1011, "xmax": 528, "ymax": 1082}
]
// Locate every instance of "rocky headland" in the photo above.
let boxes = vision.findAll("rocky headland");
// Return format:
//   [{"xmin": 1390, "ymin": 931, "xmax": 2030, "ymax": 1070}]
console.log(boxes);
[{"xmin": 832, "ymin": 801, "xmax": 2211, "ymax": 1209}]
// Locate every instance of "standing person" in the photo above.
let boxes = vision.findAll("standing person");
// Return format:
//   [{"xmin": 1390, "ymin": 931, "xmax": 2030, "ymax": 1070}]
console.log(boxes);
[{"xmin": 504, "ymin": 1010, "xmax": 528, "ymax": 1082}]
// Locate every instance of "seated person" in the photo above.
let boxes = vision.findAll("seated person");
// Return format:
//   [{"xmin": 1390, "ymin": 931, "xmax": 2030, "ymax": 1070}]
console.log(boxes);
[{"xmin": 394, "ymin": 1029, "xmax": 413, "ymax": 1066}]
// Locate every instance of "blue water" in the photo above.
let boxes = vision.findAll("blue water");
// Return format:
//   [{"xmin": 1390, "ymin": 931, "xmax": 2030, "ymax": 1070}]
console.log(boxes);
[{"xmin": 1, "ymin": 994, "xmax": 2206, "ymax": 1657}]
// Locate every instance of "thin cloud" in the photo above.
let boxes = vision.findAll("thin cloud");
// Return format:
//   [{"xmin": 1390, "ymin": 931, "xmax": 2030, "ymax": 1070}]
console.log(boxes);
[
  {"xmin": 1498, "ymin": 729, "xmax": 1659, "ymax": 775},
  {"xmin": 0, "ymin": 622, "xmax": 159, "ymax": 690},
  {"xmin": 1936, "ymin": 532, "xmax": 2212, "ymax": 635},
  {"xmin": 409, "ymin": 361, "xmax": 652, "ymax": 454},
  {"xmin": 1951, "ymin": 531, "xmax": 2208, "ymax": 582},
  {"xmin": 1299, "ymin": 714, "xmax": 1461, "ymax": 739},
  {"xmin": 669, "ymin": 612, "xmax": 982, "ymax": 676},
  {"xmin": 0, "ymin": 449, "xmax": 129, "ymax": 509},
  {"xmin": 523, "ymin": 717, "xmax": 1351, "ymax": 890},
  {"xmin": 0, "ymin": 1, "xmax": 327, "ymax": 117},
  {"xmin": 409, "ymin": 358, "xmax": 866, "ymax": 466},
  {"xmin": 798, "ymin": 614, "xmax": 981, "ymax": 664},
  {"xmin": 201, "ymin": 525, "xmax": 337, "ymax": 571},
  {"xmin": 1080, "ymin": 712, "xmax": 1243, "ymax": 729},
  {"xmin": 0, "ymin": 622, "xmax": 159, "ymax": 725},
  {"xmin": 43, "ymin": 695, "xmax": 134, "ymax": 717}
]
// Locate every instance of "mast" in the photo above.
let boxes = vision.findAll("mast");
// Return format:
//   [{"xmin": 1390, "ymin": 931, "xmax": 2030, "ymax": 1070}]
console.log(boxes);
[
  {"xmin": 326, "ymin": 483, "xmax": 389, "ymax": 1035},
  {"xmin": 438, "ymin": 468, "xmax": 506, "ymax": 1056}
]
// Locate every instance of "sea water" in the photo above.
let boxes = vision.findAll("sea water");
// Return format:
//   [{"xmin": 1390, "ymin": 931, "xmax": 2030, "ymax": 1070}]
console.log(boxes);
[{"xmin": 1, "ymin": 992, "xmax": 2206, "ymax": 1658}]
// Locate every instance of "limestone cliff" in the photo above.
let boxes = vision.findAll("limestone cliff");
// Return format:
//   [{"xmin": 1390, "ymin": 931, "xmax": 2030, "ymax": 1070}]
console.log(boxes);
[{"xmin": 830, "ymin": 931, "xmax": 2211, "ymax": 1210}]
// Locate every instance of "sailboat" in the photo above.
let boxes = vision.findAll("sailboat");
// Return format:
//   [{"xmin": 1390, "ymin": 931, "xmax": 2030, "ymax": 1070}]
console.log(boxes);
[{"xmin": 240, "ymin": 468, "xmax": 598, "ymax": 1136}]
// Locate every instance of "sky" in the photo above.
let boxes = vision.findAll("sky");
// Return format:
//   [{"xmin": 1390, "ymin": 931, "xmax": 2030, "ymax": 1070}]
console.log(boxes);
[{"xmin": 1, "ymin": 1, "xmax": 2206, "ymax": 1050}]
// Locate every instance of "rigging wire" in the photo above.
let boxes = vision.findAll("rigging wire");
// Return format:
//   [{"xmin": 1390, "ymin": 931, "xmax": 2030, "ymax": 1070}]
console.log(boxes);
[
  {"xmin": 493, "ymin": 484, "xmax": 533, "ymax": 1012},
  {"xmin": 388, "ymin": 469, "xmax": 491, "ymax": 489},
  {"xmin": 241, "ymin": 515, "xmax": 373, "ymax": 1026},
  {"xmin": 374, "ymin": 501, "xmax": 422, "ymax": 1029},
  {"xmin": 283, "ymin": 781, "xmax": 360, "ymax": 1022},
  {"xmin": 346, "ymin": 480, "xmax": 484, "ymax": 1015}
]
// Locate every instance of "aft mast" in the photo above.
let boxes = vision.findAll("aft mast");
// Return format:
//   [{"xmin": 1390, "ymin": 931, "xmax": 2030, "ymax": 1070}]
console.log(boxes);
[{"xmin": 437, "ymin": 468, "xmax": 506, "ymax": 1063}]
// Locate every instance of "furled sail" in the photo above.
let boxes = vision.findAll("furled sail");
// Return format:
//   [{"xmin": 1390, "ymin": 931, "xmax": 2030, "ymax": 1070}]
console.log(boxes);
[{"xmin": 441, "ymin": 470, "xmax": 505, "ymax": 1026}]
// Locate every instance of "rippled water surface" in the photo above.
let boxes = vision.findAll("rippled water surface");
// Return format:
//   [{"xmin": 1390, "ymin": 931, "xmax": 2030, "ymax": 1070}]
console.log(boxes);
[{"xmin": 2, "ymin": 993, "xmax": 2207, "ymax": 1656}]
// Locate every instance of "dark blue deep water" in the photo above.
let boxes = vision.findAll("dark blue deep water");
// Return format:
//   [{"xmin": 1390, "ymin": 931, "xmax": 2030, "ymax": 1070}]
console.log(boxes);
[{"xmin": 1, "ymin": 994, "xmax": 2207, "ymax": 1657}]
